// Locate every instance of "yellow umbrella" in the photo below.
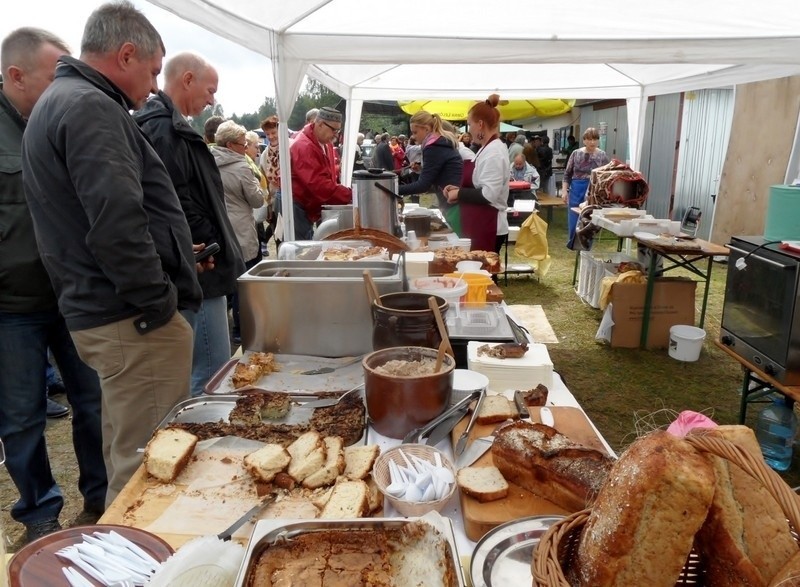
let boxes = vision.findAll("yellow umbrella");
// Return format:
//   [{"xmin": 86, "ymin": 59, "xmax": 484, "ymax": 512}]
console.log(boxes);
[{"xmin": 398, "ymin": 99, "xmax": 575, "ymax": 121}]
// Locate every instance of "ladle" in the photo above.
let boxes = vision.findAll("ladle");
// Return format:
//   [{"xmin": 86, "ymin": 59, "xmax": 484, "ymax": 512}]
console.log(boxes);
[
  {"xmin": 428, "ymin": 296, "xmax": 454, "ymax": 360},
  {"xmin": 362, "ymin": 269, "xmax": 382, "ymax": 307}
]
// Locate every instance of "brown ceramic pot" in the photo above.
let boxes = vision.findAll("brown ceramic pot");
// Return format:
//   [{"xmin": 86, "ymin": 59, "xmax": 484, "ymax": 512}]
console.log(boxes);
[
  {"xmin": 363, "ymin": 346, "xmax": 454, "ymax": 439},
  {"xmin": 372, "ymin": 293, "xmax": 448, "ymax": 351}
]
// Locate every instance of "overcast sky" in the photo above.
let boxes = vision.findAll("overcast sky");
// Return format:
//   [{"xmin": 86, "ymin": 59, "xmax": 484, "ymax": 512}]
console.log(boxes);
[{"xmin": 2, "ymin": 0, "xmax": 276, "ymax": 115}]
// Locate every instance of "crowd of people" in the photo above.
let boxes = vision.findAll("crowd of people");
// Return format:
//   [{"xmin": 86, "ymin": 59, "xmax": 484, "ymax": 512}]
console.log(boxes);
[{"xmin": 0, "ymin": 0, "xmax": 605, "ymax": 546}]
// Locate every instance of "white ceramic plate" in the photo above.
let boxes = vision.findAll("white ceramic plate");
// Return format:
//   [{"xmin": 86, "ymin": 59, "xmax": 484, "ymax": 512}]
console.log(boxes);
[{"xmin": 633, "ymin": 231, "xmax": 658, "ymax": 241}]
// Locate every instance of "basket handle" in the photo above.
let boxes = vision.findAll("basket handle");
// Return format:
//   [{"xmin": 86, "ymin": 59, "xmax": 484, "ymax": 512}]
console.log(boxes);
[{"xmin": 685, "ymin": 434, "xmax": 800, "ymax": 531}]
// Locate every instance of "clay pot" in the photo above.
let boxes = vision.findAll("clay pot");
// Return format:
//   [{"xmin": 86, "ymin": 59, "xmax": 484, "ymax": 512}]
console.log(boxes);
[
  {"xmin": 372, "ymin": 293, "xmax": 448, "ymax": 351},
  {"xmin": 363, "ymin": 346, "xmax": 454, "ymax": 439}
]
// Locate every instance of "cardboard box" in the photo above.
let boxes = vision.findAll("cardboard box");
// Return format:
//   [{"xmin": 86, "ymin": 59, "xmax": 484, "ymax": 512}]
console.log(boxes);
[{"xmin": 610, "ymin": 278, "xmax": 697, "ymax": 348}]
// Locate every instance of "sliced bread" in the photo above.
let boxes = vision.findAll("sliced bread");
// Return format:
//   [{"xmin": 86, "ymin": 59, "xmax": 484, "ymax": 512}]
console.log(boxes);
[
  {"xmin": 457, "ymin": 466, "xmax": 509, "ymax": 503},
  {"xmin": 319, "ymin": 480, "xmax": 369, "ymax": 518},
  {"xmin": 364, "ymin": 475, "xmax": 383, "ymax": 513},
  {"xmin": 287, "ymin": 431, "xmax": 326, "ymax": 482},
  {"xmin": 476, "ymin": 395, "xmax": 517, "ymax": 424},
  {"xmin": 343, "ymin": 444, "xmax": 380, "ymax": 480},
  {"xmin": 144, "ymin": 428, "xmax": 198, "ymax": 483},
  {"xmin": 302, "ymin": 436, "xmax": 345, "ymax": 489},
  {"xmin": 243, "ymin": 443, "xmax": 291, "ymax": 483}
]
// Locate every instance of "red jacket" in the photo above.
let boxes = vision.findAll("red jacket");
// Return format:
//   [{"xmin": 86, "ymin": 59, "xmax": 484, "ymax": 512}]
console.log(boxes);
[{"xmin": 290, "ymin": 124, "xmax": 352, "ymax": 223}]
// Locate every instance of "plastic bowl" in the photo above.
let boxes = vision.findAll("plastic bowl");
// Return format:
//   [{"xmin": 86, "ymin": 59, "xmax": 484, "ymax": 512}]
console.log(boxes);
[
  {"xmin": 409, "ymin": 276, "xmax": 468, "ymax": 308},
  {"xmin": 372, "ymin": 444, "xmax": 457, "ymax": 516}
]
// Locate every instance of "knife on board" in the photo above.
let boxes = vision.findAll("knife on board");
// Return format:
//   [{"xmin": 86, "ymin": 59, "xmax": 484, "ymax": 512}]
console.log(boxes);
[
  {"xmin": 217, "ymin": 494, "xmax": 277, "ymax": 541},
  {"xmin": 456, "ymin": 436, "xmax": 494, "ymax": 469}
]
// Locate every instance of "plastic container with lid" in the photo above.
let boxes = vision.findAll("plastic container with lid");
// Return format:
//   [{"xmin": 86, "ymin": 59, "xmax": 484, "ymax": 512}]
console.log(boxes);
[
  {"xmin": 445, "ymin": 272, "xmax": 494, "ymax": 303},
  {"xmin": 756, "ymin": 396, "xmax": 798, "ymax": 471},
  {"xmin": 409, "ymin": 276, "xmax": 468, "ymax": 308}
]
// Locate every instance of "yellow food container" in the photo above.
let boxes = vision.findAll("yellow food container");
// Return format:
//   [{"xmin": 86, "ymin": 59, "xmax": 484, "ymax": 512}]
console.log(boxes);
[{"xmin": 445, "ymin": 272, "xmax": 494, "ymax": 303}]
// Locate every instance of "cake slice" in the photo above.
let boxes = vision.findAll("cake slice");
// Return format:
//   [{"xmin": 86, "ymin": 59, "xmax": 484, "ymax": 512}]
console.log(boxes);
[
  {"xmin": 343, "ymin": 445, "xmax": 380, "ymax": 480},
  {"xmin": 457, "ymin": 466, "xmax": 509, "ymax": 503},
  {"xmin": 287, "ymin": 431, "xmax": 326, "ymax": 482},
  {"xmin": 302, "ymin": 436, "xmax": 345, "ymax": 489},
  {"xmin": 476, "ymin": 395, "xmax": 517, "ymax": 424},
  {"xmin": 144, "ymin": 428, "xmax": 198, "ymax": 483},
  {"xmin": 243, "ymin": 444, "xmax": 291, "ymax": 483},
  {"xmin": 319, "ymin": 480, "xmax": 369, "ymax": 519}
]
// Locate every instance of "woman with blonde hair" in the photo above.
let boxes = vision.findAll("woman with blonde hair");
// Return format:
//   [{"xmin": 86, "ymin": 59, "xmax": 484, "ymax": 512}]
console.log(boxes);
[
  {"xmin": 561, "ymin": 127, "xmax": 610, "ymax": 248},
  {"xmin": 443, "ymin": 94, "xmax": 510, "ymax": 252},
  {"xmin": 398, "ymin": 110, "xmax": 463, "ymax": 233}
]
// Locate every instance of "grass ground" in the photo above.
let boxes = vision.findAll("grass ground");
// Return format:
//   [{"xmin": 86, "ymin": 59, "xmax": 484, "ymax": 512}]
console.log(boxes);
[{"xmin": 2, "ymin": 201, "xmax": 797, "ymax": 551}]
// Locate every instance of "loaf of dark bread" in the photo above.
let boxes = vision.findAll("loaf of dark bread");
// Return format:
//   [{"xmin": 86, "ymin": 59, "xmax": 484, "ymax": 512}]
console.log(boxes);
[
  {"xmin": 572, "ymin": 430, "xmax": 716, "ymax": 587},
  {"xmin": 693, "ymin": 425, "xmax": 798, "ymax": 587},
  {"xmin": 490, "ymin": 421, "xmax": 613, "ymax": 512}
]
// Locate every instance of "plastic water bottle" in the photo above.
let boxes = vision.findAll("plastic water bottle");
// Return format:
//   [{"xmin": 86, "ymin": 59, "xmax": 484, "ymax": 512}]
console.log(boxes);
[{"xmin": 756, "ymin": 396, "xmax": 798, "ymax": 471}]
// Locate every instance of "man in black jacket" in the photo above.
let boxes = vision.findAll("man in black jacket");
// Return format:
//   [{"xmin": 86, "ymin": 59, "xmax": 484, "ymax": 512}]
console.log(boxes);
[
  {"xmin": 0, "ymin": 27, "xmax": 107, "ymax": 543},
  {"xmin": 135, "ymin": 52, "xmax": 245, "ymax": 396},
  {"xmin": 373, "ymin": 133, "xmax": 394, "ymax": 171},
  {"xmin": 22, "ymin": 1, "xmax": 201, "ymax": 504}
]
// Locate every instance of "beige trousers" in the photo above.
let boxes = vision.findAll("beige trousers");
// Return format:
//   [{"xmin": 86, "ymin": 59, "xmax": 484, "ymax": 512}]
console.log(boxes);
[{"xmin": 71, "ymin": 312, "xmax": 193, "ymax": 505}]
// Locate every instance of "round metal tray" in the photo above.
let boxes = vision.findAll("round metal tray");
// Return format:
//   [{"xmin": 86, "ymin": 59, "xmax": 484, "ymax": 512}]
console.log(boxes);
[{"xmin": 470, "ymin": 515, "xmax": 565, "ymax": 587}]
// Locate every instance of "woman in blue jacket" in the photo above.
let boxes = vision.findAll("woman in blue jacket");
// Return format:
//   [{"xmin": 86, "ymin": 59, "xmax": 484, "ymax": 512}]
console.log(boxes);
[{"xmin": 398, "ymin": 111, "xmax": 464, "ymax": 234}]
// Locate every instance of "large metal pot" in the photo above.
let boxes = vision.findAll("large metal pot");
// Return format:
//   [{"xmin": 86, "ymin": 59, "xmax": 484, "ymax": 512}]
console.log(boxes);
[{"xmin": 352, "ymin": 169, "xmax": 402, "ymax": 237}]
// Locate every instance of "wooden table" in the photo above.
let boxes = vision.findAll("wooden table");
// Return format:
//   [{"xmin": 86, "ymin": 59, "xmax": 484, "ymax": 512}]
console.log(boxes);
[
  {"xmin": 635, "ymin": 236, "xmax": 729, "ymax": 348},
  {"xmin": 715, "ymin": 340, "xmax": 800, "ymax": 423},
  {"xmin": 536, "ymin": 194, "xmax": 566, "ymax": 224}
]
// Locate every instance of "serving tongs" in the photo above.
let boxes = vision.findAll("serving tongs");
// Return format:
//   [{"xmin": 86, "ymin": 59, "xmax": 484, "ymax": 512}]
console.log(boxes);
[
  {"xmin": 454, "ymin": 388, "xmax": 487, "ymax": 457},
  {"xmin": 402, "ymin": 390, "xmax": 481, "ymax": 445}
]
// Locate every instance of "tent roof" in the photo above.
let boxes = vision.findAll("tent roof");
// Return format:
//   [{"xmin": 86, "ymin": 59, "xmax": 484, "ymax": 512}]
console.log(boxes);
[{"xmin": 150, "ymin": 0, "xmax": 800, "ymax": 99}]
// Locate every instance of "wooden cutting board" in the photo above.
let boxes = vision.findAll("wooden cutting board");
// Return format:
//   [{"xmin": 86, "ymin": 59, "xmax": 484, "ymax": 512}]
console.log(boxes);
[{"xmin": 451, "ymin": 406, "xmax": 610, "ymax": 542}]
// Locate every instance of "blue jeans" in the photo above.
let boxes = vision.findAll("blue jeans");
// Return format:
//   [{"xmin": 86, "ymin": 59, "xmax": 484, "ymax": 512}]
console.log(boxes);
[
  {"xmin": 181, "ymin": 296, "xmax": 231, "ymax": 397},
  {"xmin": 0, "ymin": 309, "xmax": 106, "ymax": 525}
]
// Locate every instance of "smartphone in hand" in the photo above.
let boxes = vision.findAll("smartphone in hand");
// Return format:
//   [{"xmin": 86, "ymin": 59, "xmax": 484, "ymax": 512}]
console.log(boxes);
[{"xmin": 194, "ymin": 242, "xmax": 220, "ymax": 263}]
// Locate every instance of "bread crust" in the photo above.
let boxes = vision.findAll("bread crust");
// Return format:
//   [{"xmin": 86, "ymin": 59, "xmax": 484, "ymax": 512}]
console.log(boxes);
[
  {"xmin": 693, "ymin": 425, "xmax": 799, "ymax": 587},
  {"xmin": 573, "ymin": 430, "xmax": 716, "ymax": 587},
  {"xmin": 491, "ymin": 421, "xmax": 613, "ymax": 512}
]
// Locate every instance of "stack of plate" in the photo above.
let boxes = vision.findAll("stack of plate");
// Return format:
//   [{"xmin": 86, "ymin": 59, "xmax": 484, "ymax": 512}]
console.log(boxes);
[{"xmin": 467, "ymin": 341, "xmax": 553, "ymax": 391}]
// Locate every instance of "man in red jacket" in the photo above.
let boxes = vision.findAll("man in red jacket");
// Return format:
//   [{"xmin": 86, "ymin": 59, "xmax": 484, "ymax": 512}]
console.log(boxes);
[{"xmin": 288, "ymin": 106, "xmax": 352, "ymax": 239}]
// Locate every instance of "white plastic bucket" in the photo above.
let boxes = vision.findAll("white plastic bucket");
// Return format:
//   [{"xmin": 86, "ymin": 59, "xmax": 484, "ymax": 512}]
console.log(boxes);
[
  {"xmin": 668, "ymin": 325, "xmax": 706, "ymax": 362},
  {"xmin": 409, "ymin": 277, "xmax": 468, "ymax": 308}
]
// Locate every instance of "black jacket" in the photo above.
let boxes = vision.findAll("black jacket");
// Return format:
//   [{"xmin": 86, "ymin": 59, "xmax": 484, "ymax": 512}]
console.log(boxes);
[
  {"xmin": 398, "ymin": 136, "xmax": 463, "ymax": 212},
  {"xmin": 0, "ymin": 87, "xmax": 58, "ymax": 312},
  {"xmin": 373, "ymin": 142, "xmax": 394, "ymax": 172},
  {"xmin": 134, "ymin": 92, "xmax": 245, "ymax": 299},
  {"xmin": 21, "ymin": 56, "xmax": 202, "ymax": 333}
]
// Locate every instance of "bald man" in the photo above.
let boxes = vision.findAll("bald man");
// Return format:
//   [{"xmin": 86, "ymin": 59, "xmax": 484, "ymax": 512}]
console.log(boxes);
[{"xmin": 135, "ymin": 52, "xmax": 245, "ymax": 397}]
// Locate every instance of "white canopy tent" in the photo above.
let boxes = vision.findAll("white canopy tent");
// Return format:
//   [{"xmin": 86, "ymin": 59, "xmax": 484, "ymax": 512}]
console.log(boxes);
[{"xmin": 149, "ymin": 0, "xmax": 800, "ymax": 240}]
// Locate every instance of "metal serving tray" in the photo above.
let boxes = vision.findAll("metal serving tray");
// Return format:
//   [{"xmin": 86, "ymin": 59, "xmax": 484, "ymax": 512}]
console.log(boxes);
[
  {"xmin": 155, "ymin": 392, "xmax": 369, "ymax": 445},
  {"xmin": 233, "ymin": 514, "xmax": 465, "ymax": 587},
  {"xmin": 204, "ymin": 352, "xmax": 365, "ymax": 395}
]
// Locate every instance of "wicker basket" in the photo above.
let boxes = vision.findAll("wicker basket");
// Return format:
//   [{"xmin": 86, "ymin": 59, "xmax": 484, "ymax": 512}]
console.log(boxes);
[
  {"xmin": 532, "ymin": 434, "xmax": 800, "ymax": 586},
  {"xmin": 372, "ymin": 444, "xmax": 456, "ymax": 517}
]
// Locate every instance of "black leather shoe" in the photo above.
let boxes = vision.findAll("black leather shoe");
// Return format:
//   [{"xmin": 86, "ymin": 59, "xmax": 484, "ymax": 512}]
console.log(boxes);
[
  {"xmin": 46, "ymin": 398, "xmax": 69, "ymax": 419},
  {"xmin": 47, "ymin": 381, "xmax": 67, "ymax": 397},
  {"xmin": 83, "ymin": 499, "xmax": 106, "ymax": 516},
  {"xmin": 25, "ymin": 518, "xmax": 62, "ymax": 543}
]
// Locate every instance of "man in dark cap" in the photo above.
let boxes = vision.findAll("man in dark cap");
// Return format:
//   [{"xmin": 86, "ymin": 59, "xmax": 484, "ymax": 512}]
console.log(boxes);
[{"xmin": 288, "ymin": 106, "xmax": 352, "ymax": 239}]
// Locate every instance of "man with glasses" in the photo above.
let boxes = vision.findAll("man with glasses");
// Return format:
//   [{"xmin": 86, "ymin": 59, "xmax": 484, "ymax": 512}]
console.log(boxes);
[{"xmin": 288, "ymin": 106, "xmax": 352, "ymax": 239}]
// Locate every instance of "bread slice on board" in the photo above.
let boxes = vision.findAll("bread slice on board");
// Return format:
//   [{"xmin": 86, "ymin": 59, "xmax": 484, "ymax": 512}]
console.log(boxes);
[
  {"xmin": 476, "ymin": 395, "xmax": 516, "ymax": 424},
  {"xmin": 243, "ymin": 443, "xmax": 291, "ymax": 483},
  {"xmin": 287, "ymin": 431, "xmax": 326, "ymax": 482},
  {"xmin": 457, "ymin": 466, "xmax": 508, "ymax": 503},
  {"xmin": 320, "ymin": 480, "xmax": 369, "ymax": 518},
  {"xmin": 343, "ymin": 444, "xmax": 380, "ymax": 480},
  {"xmin": 144, "ymin": 428, "xmax": 198, "ymax": 483},
  {"xmin": 302, "ymin": 436, "xmax": 345, "ymax": 489}
]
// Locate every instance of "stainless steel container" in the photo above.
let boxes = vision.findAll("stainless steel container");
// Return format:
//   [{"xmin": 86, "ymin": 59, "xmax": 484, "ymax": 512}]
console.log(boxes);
[
  {"xmin": 238, "ymin": 259, "xmax": 403, "ymax": 356},
  {"xmin": 352, "ymin": 169, "xmax": 402, "ymax": 236}
]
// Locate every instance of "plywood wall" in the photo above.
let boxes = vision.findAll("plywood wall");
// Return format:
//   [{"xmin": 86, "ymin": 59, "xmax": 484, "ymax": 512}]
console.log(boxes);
[{"xmin": 711, "ymin": 76, "xmax": 800, "ymax": 244}]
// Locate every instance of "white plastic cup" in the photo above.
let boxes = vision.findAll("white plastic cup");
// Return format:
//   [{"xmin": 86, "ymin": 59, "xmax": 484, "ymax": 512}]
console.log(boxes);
[{"xmin": 668, "ymin": 325, "xmax": 706, "ymax": 361}]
